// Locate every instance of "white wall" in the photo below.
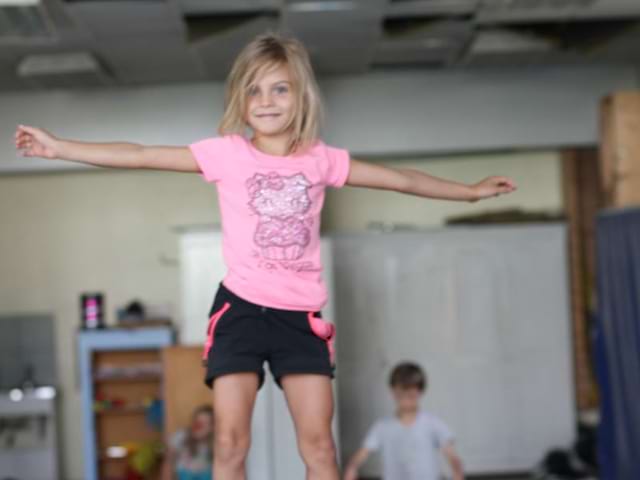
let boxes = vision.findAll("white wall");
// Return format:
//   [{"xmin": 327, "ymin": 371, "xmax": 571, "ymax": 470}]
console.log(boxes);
[
  {"xmin": 322, "ymin": 65, "xmax": 637, "ymax": 154},
  {"xmin": 0, "ymin": 64, "xmax": 637, "ymax": 173},
  {"xmin": 324, "ymin": 150, "xmax": 563, "ymax": 230}
]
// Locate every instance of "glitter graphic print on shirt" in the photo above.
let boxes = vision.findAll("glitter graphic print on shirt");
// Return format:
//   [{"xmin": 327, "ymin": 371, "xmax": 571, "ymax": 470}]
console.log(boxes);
[{"xmin": 246, "ymin": 172, "xmax": 313, "ymax": 266}]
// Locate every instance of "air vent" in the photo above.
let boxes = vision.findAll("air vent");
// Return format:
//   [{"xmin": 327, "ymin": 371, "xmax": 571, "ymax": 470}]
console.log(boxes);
[
  {"xmin": 17, "ymin": 52, "xmax": 112, "ymax": 89},
  {"xmin": 482, "ymin": 0, "xmax": 597, "ymax": 10},
  {"xmin": 386, "ymin": 0, "xmax": 477, "ymax": 18},
  {"xmin": 469, "ymin": 29, "xmax": 554, "ymax": 55},
  {"xmin": 377, "ymin": 17, "xmax": 472, "ymax": 67},
  {"xmin": 185, "ymin": 12, "xmax": 277, "ymax": 43},
  {"xmin": 178, "ymin": 0, "xmax": 279, "ymax": 15},
  {"xmin": 503, "ymin": 19, "xmax": 639, "ymax": 52},
  {"xmin": 0, "ymin": 0, "xmax": 55, "ymax": 42},
  {"xmin": 63, "ymin": 0, "xmax": 164, "ymax": 2},
  {"xmin": 384, "ymin": 16, "xmax": 473, "ymax": 37},
  {"xmin": 477, "ymin": 0, "xmax": 640, "ymax": 24},
  {"xmin": 461, "ymin": 28, "xmax": 558, "ymax": 66}
]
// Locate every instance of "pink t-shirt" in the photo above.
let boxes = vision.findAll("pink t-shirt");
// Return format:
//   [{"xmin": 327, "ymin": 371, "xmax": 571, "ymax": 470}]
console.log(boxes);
[{"xmin": 189, "ymin": 134, "xmax": 351, "ymax": 311}]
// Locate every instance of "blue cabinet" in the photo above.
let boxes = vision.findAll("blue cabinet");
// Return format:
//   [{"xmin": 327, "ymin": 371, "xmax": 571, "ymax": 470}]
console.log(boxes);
[{"xmin": 77, "ymin": 328, "xmax": 173, "ymax": 480}]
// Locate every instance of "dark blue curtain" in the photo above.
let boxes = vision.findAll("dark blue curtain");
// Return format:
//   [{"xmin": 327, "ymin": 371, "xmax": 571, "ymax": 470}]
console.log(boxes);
[{"xmin": 595, "ymin": 208, "xmax": 640, "ymax": 480}]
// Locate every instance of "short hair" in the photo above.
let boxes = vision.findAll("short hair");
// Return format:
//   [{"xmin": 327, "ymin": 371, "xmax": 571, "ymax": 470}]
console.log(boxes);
[
  {"xmin": 389, "ymin": 362, "xmax": 427, "ymax": 391},
  {"xmin": 219, "ymin": 32, "xmax": 324, "ymax": 156}
]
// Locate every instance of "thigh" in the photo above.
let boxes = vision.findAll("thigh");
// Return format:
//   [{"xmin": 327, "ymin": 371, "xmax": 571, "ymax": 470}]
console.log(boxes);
[
  {"xmin": 281, "ymin": 374, "xmax": 335, "ymax": 438},
  {"xmin": 212, "ymin": 372, "xmax": 260, "ymax": 435}
]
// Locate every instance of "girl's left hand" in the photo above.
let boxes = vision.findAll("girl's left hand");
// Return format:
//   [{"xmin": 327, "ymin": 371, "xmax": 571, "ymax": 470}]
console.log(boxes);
[{"xmin": 471, "ymin": 176, "xmax": 517, "ymax": 201}]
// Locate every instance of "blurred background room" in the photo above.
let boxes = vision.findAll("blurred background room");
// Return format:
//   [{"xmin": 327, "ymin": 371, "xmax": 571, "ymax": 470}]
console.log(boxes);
[{"xmin": 1, "ymin": 1, "xmax": 640, "ymax": 479}]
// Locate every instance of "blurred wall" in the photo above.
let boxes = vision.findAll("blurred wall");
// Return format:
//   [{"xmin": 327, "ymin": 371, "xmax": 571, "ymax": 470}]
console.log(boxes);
[{"xmin": 324, "ymin": 150, "xmax": 562, "ymax": 230}]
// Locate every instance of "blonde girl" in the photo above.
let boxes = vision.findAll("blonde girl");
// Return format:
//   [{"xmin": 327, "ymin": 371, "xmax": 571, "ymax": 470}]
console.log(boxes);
[{"xmin": 14, "ymin": 32, "xmax": 516, "ymax": 480}]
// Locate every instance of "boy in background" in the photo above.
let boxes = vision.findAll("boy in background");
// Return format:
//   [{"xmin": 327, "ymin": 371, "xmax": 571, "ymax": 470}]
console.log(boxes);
[{"xmin": 343, "ymin": 362, "xmax": 464, "ymax": 480}]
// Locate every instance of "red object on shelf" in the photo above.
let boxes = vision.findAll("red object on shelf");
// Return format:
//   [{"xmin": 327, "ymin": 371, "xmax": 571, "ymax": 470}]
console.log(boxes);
[{"xmin": 125, "ymin": 467, "xmax": 144, "ymax": 480}]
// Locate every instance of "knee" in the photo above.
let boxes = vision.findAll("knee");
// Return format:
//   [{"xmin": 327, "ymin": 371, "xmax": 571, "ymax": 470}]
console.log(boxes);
[
  {"xmin": 214, "ymin": 430, "xmax": 251, "ymax": 466},
  {"xmin": 299, "ymin": 432, "xmax": 336, "ymax": 467}
]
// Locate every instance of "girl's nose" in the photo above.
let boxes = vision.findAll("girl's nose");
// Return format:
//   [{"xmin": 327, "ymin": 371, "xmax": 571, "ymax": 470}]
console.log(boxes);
[{"xmin": 259, "ymin": 92, "xmax": 273, "ymax": 107}]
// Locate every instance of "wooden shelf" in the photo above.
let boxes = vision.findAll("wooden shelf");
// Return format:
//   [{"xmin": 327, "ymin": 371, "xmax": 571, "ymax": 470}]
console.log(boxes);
[
  {"xmin": 78, "ymin": 328, "xmax": 173, "ymax": 480},
  {"xmin": 93, "ymin": 375, "xmax": 161, "ymax": 384},
  {"xmin": 95, "ymin": 406, "xmax": 147, "ymax": 416},
  {"xmin": 98, "ymin": 455, "xmax": 128, "ymax": 463},
  {"xmin": 99, "ymin": 452, "xmax": 164, "ymax": 462}
]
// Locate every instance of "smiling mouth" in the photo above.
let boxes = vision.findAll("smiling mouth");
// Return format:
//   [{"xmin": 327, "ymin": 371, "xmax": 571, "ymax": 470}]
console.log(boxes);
[{"xmin": 255, "ymin": 113, "xmax": 281, "ymax": 118}]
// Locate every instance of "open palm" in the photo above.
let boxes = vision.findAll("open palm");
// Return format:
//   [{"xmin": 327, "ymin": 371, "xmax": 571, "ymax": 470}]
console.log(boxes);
[{"xmin": 14, "ymin": 125, "xmax": 60, "ymax": 159}]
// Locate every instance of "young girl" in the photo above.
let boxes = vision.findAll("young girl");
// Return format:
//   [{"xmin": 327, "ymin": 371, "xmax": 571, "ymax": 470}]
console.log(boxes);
[
  {"xmin": 14, "ymin": 33, "xmax": 516, "ymax": 480},
  {"xmin": 165, "ymin": 405, "xmax": 214, "ymax": 480}
]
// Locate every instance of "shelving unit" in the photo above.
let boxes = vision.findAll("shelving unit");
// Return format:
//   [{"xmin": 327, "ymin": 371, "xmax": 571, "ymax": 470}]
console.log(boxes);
[{"xmin": 78, "ymin": 328, "xmax": 174, "ymax": 480}]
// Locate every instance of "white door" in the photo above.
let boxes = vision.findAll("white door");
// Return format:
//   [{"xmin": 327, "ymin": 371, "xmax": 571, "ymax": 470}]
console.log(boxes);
[{"xmin": 333, "ymin": 225, "xmax": 575, "ymax": 476}]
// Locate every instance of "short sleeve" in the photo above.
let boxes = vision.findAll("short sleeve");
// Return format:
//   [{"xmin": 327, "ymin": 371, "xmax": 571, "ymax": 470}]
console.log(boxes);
[
  {"xmin": 323, "ymin": 144, "xmax": 351, "ymax": 188},
  {"xmin": 431, "ymin": 417, "xmax": 455, "ymax": 448},
  {"xmin": 362, "ymin": 421, "xmax": 382, "ymax": 451},
  {"xmin": 189, "ymin": 136, "xmax": 230, "ymax": 183}
]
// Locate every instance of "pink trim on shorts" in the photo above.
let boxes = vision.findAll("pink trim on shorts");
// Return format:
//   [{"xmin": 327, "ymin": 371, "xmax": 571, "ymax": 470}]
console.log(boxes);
[{"xmin": 202, "ymin": 302, "xmax": 231, "ymax": 366}]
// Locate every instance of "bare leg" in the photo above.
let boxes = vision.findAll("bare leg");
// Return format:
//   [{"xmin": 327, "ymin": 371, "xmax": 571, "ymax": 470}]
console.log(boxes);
[
  {"xmin": 281, "ymin": 374, "xmax": 339, "ymax": 480},
  {"xmin": 212, "ymin": 373, "xmax": 260, "ymax": 480}
]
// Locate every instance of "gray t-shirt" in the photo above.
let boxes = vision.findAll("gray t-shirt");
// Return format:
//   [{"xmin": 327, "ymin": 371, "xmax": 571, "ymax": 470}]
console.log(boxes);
[{"xmin": 363, "ymin": 410, "xmax": 454, "ymax": 480}]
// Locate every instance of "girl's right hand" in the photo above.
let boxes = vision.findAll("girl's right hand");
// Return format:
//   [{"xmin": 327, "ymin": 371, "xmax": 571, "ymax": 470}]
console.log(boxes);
[{"xmin": 15, "ymin": 125, "xmax": 61, "ymax": 159}]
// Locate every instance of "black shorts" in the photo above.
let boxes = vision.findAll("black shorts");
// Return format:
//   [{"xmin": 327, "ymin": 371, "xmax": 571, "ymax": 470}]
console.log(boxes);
[{"xmin": 202, "ymin": 283, "xmax": 336, "ymax": 389}]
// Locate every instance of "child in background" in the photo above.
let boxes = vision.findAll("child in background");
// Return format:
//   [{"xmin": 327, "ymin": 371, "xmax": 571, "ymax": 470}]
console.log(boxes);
[
  {"xmin": 344, "ymin": 362, "xmax": 464, "ymax": 480},
  {"xmin": 164, "ymin": 404, "xmax": 214, "ymax": 480},
  {"xmin": 15, "ymin": 32, "xmax": 515, "ymax": 480}
]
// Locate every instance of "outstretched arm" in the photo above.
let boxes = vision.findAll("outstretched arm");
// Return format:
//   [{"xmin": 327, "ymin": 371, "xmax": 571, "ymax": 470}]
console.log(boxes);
[
  {"xmin": 14, "ymin": 125, "xmax": 199, "ymax": 172},
  {"xmin": 343, "ymin": 447, "xmax": 371, "ymax": 480},
  {"xmin": 346, "ymin": 158, "xmax": 517, "ymax": 202},
  {"xmin": 442, "ymin": 443, "xmax": 464, "ymax": 480}
]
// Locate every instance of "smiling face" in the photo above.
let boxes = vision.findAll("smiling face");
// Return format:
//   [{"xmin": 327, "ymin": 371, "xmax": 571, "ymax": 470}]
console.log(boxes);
[{"xmin": 245, "ymin": 63, "xmax": 296, "ymax": 138}]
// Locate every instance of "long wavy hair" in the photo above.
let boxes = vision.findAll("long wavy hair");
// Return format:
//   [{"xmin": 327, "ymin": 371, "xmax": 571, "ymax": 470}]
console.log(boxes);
[
  {"xmin": 218, "ymin": 32, "xmax": 324, "ymax": 156},
  {"xmin": 184, "ymin": 404, "xmax": 214, "ymax": 460}
]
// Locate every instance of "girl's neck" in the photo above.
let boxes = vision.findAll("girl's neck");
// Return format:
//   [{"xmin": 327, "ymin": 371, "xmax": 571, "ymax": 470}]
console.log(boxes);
[{"xmin": 251, "ymin": 132, "xmax": 292, "ymax": 157}]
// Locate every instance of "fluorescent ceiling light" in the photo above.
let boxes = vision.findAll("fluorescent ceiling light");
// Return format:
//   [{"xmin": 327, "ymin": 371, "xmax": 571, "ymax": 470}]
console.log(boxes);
[
  {"xmin": 0, "ymin": 0, "xmax": 40, "ymax": 6},
  {"xmin": 287, "ymin": 1, "xmax": 358, "ymax": 13},
  {"xmin": 18, "ymin": 51, "xmax": 101, "ymax": 76}
]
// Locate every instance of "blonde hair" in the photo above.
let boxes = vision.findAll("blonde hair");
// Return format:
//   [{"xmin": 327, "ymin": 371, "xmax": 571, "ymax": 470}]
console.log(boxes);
[{"xmin": 218, "ymin": 32, "xmax": 324, "ymax": 155}]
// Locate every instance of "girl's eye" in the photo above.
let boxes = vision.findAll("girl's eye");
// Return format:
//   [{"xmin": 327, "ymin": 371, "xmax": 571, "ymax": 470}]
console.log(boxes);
[
  {"xmin": 248, "ymin": 87, "xmax": 259, "ymax": 96},
  {"xmin": 274, "ymin": 86, "xmax": 288, "ymax": 95}
]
